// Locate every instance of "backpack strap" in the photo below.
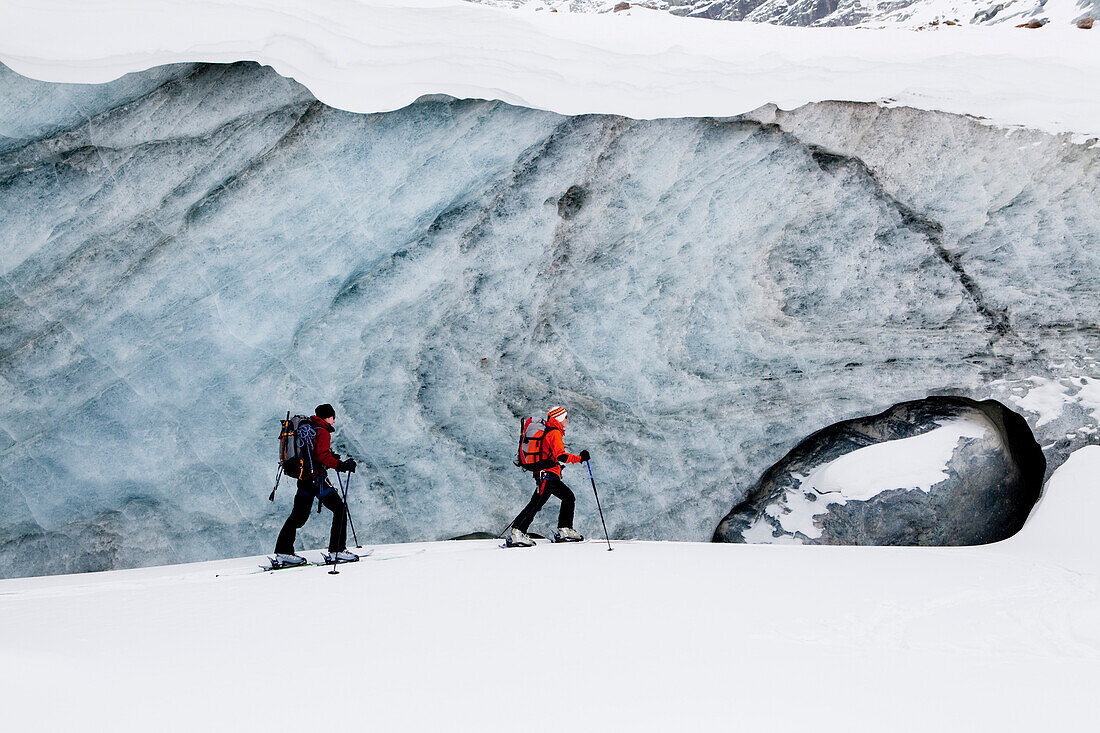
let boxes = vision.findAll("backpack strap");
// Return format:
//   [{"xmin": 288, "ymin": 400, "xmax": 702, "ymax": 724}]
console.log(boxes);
[{"xmin": 539, "ymin": 425, "xmax": 562, "ymax": 461}]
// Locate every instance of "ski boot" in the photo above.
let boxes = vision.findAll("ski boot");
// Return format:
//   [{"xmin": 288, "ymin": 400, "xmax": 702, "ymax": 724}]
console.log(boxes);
[
  {"xmin": 325, "ymin": 549, "xmax": 361, "ymax": 564},
  {"xmin": 554, "ymin": 527, "xmax": 584, "ymax": 543},
  {"xmin": 506, "ymin": 528, "xmax": 535, "ymax": 548},
  {"xmin": 273, "ymin": 553, "xmax": 309, "ymax": 568}
]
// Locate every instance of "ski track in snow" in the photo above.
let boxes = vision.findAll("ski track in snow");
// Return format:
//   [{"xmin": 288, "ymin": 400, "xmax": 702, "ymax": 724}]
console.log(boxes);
[{"xmin": 2, "ymin": 1, "xmax": 1100, "ymax": 140}]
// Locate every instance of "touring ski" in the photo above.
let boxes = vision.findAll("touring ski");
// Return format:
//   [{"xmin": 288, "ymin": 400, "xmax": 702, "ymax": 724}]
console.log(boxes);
[
  {"xmin": 261, "ymin": 556, "xmax": 318, "ymax": 571},
  {"xmin": 322, "ymin": 549, "xmax": 374, "ymax": 564}
]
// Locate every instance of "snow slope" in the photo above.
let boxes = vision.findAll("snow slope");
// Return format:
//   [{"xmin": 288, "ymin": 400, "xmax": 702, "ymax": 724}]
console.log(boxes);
[
  {"xmin": 2, "ymin": 1, "xmax": 1100, "ymax": 139},
  {"xmin": 1, "ymin": 447, "xmax": 1096, "ymax": 731}
]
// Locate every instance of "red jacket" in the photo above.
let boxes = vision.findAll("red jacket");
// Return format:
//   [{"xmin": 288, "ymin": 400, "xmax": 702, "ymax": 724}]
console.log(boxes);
[
  {"xmin": 309, "ymin": 415, "xmax": 340, "ymax": 474},
  {"xmin": 540, "ymin": 416, "xmax": 581, "ymax": 477}
]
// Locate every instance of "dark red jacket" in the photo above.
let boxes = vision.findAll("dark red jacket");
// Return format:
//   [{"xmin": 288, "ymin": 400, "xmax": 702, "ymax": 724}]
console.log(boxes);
[{"xmin": 308, "ymin": 415, "xmax": 340, "ymax": 474}]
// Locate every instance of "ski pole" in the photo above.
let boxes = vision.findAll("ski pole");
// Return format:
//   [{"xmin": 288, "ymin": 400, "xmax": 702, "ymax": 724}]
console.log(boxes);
[
  {"xmin": 328, "ymin": 475, "xmax": 341, "ymax": 574},
  {"xmin": 340, "ymin": 470, "xmax": 361, "ymax": 549},
  {"xmin": 268, "ymin": 464, "xmax": 283, "ymax": 501},
  {"xmin": 586, "ymin": 461, "xmax": 612, "ymax": 551}
]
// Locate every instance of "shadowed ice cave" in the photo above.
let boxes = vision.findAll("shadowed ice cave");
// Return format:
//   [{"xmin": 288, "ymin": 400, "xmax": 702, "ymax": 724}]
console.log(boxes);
[
  {"xmin": 1, "ymin": 62, "xmax": 1098, "ymax": 577},
  {"xmin": 714, "ymin": 396, "xmax": 1046, "ymax": 545}
]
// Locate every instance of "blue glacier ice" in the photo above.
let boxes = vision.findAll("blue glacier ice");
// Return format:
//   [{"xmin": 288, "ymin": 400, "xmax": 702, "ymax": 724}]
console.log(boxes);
[{"xmin": 0, "ymin": 61, "xmax": 1097, "ymax": 577}]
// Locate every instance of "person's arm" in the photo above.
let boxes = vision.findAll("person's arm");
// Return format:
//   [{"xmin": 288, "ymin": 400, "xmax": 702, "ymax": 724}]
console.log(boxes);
[
  {"xmin": 547, "ymin": 430, "xmax": 583, "ymax": 464},
  {"xmin": 315, "ymin": 428, "xmax": 341, "ymax": 470}
]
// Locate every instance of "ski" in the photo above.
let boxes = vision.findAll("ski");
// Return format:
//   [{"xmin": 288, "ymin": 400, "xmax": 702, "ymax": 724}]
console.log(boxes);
[
  {"xmin": 500, "ymin": 536, "xmax": 633, "ymax": 550},
  {"xmin": 372, "ymin": 548, "xmax": 428, "ymax": 561},
  {"xmin": 549, "ymin": 531, "xmax": 584, "ymax": 543},
  {"xmin": 261, "ymin": 556, "xmax": 320, "ymax": 571},
  {"xmin": 501, "ymin": 532, "xmax": 583, "ymax": 548},
  {"xmin": 261, "ymin": 548, "xmax": 373, "ymax": 571},
  {"xmin": 322, "ymin": 549, "xmax": 374, "ymax": 564}
]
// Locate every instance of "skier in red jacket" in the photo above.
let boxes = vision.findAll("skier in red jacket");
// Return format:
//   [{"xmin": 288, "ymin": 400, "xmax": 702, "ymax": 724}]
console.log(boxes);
[
  {"xmin": 509, "ymin": 406, "xmax": 590, "ymax": 547},
  {"xmin": 274, "ymin": 403, "xmax": 359, "ymax": 566}
]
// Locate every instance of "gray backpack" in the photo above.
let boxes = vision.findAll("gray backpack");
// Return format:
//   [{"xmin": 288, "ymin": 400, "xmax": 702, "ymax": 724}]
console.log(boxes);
[{"xmin": 269, "ymin": 413, "xmax": 317, "ymax": 500}]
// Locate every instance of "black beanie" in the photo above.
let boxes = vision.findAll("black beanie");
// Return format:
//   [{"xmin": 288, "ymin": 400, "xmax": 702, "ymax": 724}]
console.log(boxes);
[{"xmin": 315, "ymin": 403, "xmax": 335, "ymax": 419}]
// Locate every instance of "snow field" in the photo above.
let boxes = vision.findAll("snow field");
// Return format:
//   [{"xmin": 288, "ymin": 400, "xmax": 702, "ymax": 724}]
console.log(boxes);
[{"xmin": 1, "ymin": 447, "xmax": 1097, "ymax": 731}]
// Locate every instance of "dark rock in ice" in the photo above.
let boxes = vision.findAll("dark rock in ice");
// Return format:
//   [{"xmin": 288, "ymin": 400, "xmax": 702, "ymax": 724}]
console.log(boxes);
[
  {"xmin": 557, "ymin": 184, "xmax": 588, "ymax": 219},
  {"xmin": 713, "ymin": 397, "xmax": 1045, "ymax": 545}
]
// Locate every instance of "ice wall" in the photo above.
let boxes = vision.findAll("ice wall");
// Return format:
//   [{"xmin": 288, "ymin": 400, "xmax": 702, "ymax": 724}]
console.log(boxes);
[{"xmin": 1, "ymin": 62, "xmax": 1097, "ymax": 577}]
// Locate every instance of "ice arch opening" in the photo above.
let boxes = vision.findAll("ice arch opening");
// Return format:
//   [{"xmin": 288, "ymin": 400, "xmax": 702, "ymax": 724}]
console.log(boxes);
[{"xmin": 714, "ymin": 397, "xmax": 1046, "ymax": 545}]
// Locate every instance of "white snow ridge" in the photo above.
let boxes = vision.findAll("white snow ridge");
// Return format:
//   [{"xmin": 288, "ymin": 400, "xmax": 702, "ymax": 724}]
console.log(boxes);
[{"xmin": 2, "ymin": 0, "xmax": 1100, "ymax": 138}]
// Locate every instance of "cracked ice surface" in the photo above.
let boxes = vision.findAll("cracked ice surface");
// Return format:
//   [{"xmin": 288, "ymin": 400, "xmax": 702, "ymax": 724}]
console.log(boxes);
[{"xmin": 0, "ymin": 62, "xmax": 1098, "ymax": 577}]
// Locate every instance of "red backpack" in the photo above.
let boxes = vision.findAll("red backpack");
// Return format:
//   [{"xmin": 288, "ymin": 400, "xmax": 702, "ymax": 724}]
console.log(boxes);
[{"xmin": 515, "ymin": 417, "xmax": 561, "ymax": 472}]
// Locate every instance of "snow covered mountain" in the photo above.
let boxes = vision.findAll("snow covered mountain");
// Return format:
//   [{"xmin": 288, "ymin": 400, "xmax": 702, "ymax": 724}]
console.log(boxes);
[{"xmin": 466, "ymin": 0, "xmax": 1099, "ymax": 29}]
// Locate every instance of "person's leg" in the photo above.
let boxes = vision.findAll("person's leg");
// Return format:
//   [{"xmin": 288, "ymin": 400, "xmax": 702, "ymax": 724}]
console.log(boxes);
[
  {"xmin": 512, "ymin": 474, "xmax": 553, "ymax": 533},
  {"xmin": 323, "ymin": 490, "xmax": 347, "ymax": 552},
  {"xmin": 320, "ymin": 490, "xmax": 347, "ymax": 553},
  {"xmin": 545, "ymin": 475, "xmax": 575, "ymax": 529},
  {"xmin": 275, "ymin": 488, "xmax": 315, "ymax": 554}
]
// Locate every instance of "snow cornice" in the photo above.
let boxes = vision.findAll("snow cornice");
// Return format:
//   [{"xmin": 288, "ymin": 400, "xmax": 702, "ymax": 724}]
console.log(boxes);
[{"xmin": 1, "ymin": 0, "xmax": 1098, "ymax": 139}]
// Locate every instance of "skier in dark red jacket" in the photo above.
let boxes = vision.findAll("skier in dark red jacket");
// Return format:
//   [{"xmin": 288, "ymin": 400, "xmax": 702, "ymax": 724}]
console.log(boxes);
[
  {"xmin": 508, "ymin": 406, "xmax": 589, "ymax": 547},
  {"xmin": 274, "ymin": 403, "xmax": 359, "ymax": 566}
]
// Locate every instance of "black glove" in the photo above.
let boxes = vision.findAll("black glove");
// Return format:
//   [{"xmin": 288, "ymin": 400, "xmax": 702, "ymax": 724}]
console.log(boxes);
[
  {"xmin": 579, "ymin": 449, "xmax": 590, "ymax": 462},
  {"xmin": 337, "ymin": 459, "xmax": 357, "ymax": 473}
]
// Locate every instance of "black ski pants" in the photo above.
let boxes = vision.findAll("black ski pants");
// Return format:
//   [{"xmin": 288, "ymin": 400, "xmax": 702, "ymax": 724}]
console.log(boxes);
[
  {"xmin": 275, "ymin": 479, "xmax": 347, "ymax": 554},
  {"xmin": 512, "ymin": 471, "xmax": 575, "ymax": 533}
]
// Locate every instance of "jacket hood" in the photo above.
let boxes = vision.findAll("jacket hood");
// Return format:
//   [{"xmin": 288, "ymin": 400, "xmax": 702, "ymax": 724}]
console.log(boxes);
[
  {"xmin": 545, "ymin": 416, "xmax": 565, "ymax": 432},
  {"xmin": 311, "ymin": 415, "xmax": 334, "ymax": 433}
]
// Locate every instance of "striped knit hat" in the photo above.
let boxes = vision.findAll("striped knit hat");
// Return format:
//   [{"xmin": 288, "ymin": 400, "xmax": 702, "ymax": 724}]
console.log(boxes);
[{"xmin": 547, "ymin": 406, "xmax": 568, "ymax": 422}]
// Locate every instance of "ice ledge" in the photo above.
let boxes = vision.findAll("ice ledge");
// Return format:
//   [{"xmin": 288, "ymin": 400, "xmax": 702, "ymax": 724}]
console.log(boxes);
[{"xmin": 2, "ymin": 0, "xmax": 1099, "ymax": 140}]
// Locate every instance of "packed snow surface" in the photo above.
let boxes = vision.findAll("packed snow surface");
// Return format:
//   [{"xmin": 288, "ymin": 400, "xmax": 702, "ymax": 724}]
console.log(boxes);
[
  {"xmin": 0, "ymin": 446, "xmax": 1096, "ymax": 730},
  {"xmin": 2, "ymin": 1, "xmax": 1100, "ymax": 139},
  {"xmin": 792, "ymin": 419, "xmax": 990, "ymax": 502},
  {"xmin": 1005, "ymin": 376, "xmax": 1100, "ymax": 428}
]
